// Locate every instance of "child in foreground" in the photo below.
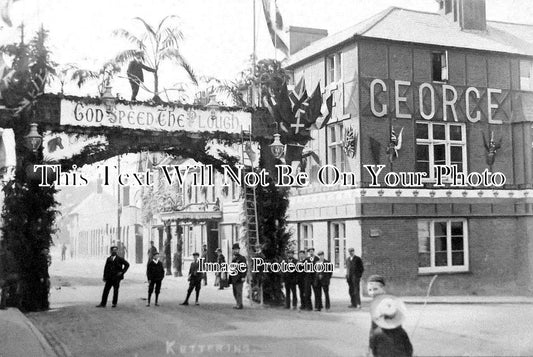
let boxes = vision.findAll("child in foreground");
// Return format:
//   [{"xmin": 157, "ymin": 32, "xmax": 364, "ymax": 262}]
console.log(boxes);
[{"xmin": 367, "ymin": 274, "xmax": 413, "ymax": 357}]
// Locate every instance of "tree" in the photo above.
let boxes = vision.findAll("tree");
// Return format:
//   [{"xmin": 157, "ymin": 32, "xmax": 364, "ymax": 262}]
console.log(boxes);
[
  {"xmin": 113, "ymin": 16, "xmax": 198, "ymax": 102},
  {"xmin": 70, "ymin": 61, "xmax": 121, "ymax": 96},
  {"xmin": 0, "ymin": 26, "xmax": 59, "ymax": 311}
]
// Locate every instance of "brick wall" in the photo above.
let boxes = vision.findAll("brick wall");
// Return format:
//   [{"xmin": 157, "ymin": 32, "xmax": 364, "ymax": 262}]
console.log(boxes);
[
  {"xmin": 358, "ymin": 39, "xmax": 522, "ymax": 186},
  {"xmin": 361, "ymin": 216, "xmax": 531, "ymax": 295}
]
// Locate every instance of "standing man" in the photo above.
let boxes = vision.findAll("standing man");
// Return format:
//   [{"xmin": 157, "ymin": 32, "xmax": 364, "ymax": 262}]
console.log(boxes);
[
  {"xmin": 147, "ymin": 241, "xmax": 158, "ymax": 261},
  {"xmin": 296, "ymin": 250, "xmax": 307, "ymax": 310},
  {"xmin": 283, "ymin": 249, "xmax": 298, "ymax": 309},
  {"xmin": 61, "ymin": 243, "xmax": 67, "ymax": 261},
  {"xmin": 146, "ymin": 252, "xmax": 164, "ymax": 307},
  {"xmin": 315, "ymin": 251, "xmax": 332, "ymax": 311},
  {"xmin": 96, "ymin": 246, "xmax": 130, "ymax": 308},
  {"xmin": 127, "ymin": 54, "xmax": 155, "ymax": 101},
  {"xmin": 180, "ymin": 252, "xmax": 203, "ymax": 306},
  {"xmin": 346, "ymin": 247, "xmax": 364, "ymax": 309},
  {"xmin": 305, "ymin": 248, "xmax": 319, "ymax": 311},
  {"xmin": 229, "ymin": 243, "xmax": 247, "ymax": 309},
  {"xmin": 201, "ymin": 244, "xmax": 208, "ymax": 286},
  {"xmin": 214, "ymin": 248, "xmax": 226, "ymax": 290}
]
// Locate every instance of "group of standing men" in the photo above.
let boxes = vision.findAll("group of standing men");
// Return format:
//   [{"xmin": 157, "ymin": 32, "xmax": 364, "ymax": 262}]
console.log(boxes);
[
  {"xmin": 283, "ymin": 247, "xmax": 364, "ymax": 311},
  {"xmin": 96, "ymin": 242, "xmax": 249, "ymax": 310}
]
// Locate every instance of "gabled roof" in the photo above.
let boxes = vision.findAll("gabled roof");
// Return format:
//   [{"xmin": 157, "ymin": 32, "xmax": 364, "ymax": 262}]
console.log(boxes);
[
  {"xmin": 286, "ymin": 7, "xmax": 533, "ymax": 68},
  {"xmin": 69, "ymin": 191, "xmax": 116, "ymax": 216}
]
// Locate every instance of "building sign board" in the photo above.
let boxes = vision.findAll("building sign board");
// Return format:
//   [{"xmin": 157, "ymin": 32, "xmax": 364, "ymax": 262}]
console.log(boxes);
[
  {"xmin": 60, "ymin": 99, "xmax": 251, "ymax": 134},
  {"xmin": 362, "ymin": 78, "xmax": 512, "ymax": 124}
]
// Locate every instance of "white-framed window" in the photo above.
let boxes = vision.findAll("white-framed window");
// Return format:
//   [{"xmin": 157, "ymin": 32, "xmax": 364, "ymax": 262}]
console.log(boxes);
[
  {"xmin": 300, "ymin": 223, "xmax": 313, "ymax": 251},
  {"xmin": 326, "ymin": 53, "xmax": 342, "ymax": 85},
  {"xmin": 187, "ymin": 225, "xmax": 193, "ymax": 256},
  {"xmin": 520, "ymin": 60, "xmax": 533, "ymax": 91},
  {"xmin": 327, "ymin": 123, "xmax": 347, "ymax": 171},
  {"xmin": 415, "ymin": 122, "xmax": 466, "ymax": 179},
  {"xmin": 418, "ymin": 219, "xmax": 468, "ymax": 273},
  {"xmin": 330, "ymin": 221, "xmax": 346, "ymax": 268},
  {"xmin": 432, "ymin": 51, "xmax": 448, "ymax": 82}
]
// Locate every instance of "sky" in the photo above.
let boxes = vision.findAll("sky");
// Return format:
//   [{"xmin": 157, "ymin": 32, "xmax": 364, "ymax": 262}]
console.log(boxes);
[{"xmin": 1, "ymin": 0, "xmax": 532, "ymax": 102}]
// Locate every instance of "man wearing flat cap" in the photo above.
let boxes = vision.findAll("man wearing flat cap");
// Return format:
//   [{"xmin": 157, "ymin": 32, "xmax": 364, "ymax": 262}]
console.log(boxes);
[
  {"xmin": 229, "ymin": 243, "xmax": 247, "ymax": 309},
  {"xmin": 346, "ymin": 247, "xmax": 364, "ymax": 309}
]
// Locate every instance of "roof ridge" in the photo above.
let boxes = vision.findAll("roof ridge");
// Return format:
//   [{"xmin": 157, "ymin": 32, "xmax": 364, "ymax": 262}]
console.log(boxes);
[
  {"xmin": 387, "ymin": 6, "xmax": 440, "ymax": 16},
  {"xmin": 488, "ymin": 19, "xmax": 533, "ymax": 27}
]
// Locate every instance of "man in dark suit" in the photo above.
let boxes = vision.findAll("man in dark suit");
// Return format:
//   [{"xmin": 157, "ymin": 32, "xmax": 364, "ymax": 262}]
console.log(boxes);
[
  {"xmin": 315, "ymin": 251, "xmax": 332, "ymax": 311},
  {"xmin": 181, "ymin": 252, "xmax": 204, "ymax": 306},
  {"xmin": 296, "ymin": 250, "xmax": 307, "ymax": 310},
  {"xmin": 228, "ymin": 243, "xmax": 247, "ymax": 309},
  {"xmin": 127, "ymin": 55, "xmax": 155, "ymax": 101},
  {"xmin": 304, "ymin": 248, "xmax": 319, "ymax": 311},
  {"xmin": 96, "ymin": 246, "xmax": 130, "ymax": 308},
  {"xmin": 346, "ymin": 247, "xmax": 364, "ymax": 309},
  {"xmin": 283, "ymin": 249, "xmax": 298, "ymax": 309},
  {"xmin": 146, "ymin": 252, "xmax": 164, "ymax": 306}
]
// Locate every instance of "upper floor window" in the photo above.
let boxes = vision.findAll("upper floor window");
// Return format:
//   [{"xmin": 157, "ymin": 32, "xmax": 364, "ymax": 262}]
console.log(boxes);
[
  {"xmin": 327, "ymin": 123, "xmax": 347, "ymax": 172},
  {"xmin": 300, "ymin": 223, "xmax": 313, "ymax": 251},
  {"xmin": 520, "ymin": 60, "xmax": 533, "ymax": 91},
  {"xmin": 418, "ymin": 219, "xmax": 468, "ymax": 273},
  {"xmin": 432, "ymin": 51, "xmax": 448, "ymax": 82},
  {"xmin": 415, "ymin": 122, "xmax": 466, "ymax": 179},
  {"xmin": 326, "ymin": 53, "xmax": 342, "ymax": 85}
]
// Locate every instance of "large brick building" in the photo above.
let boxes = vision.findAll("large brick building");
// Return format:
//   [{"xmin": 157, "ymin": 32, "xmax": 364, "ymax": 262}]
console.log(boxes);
[{"xmin": 284, "ymin": 1, "xmax": 533, "ymax": 295}]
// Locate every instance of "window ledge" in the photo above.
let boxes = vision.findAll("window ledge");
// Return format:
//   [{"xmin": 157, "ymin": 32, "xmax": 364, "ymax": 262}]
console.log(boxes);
[{"xmin": 418, "ymin": 269, "xmax": 471, "ymax": 276}]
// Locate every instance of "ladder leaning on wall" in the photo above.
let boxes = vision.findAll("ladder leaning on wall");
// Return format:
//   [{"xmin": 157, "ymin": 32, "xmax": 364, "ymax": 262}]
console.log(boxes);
[{"xmin": 240, "ymin": 127, "xmax": 263, "ymax": 305}]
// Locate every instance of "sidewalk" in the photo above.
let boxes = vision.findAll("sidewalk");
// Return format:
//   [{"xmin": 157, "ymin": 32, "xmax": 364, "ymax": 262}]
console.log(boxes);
[
  {"xmin": 0, "ymin": 308, "xmax": 56, "ymax": 357},
  {"xmin": 50, "ymin": 258, "xmax": 533, "ymax": 306}
]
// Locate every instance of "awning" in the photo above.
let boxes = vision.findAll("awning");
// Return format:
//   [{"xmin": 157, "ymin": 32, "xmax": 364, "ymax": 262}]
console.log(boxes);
[{"xmin": 159, "ymin": 210, "xmax": 223, "ymax": 221}]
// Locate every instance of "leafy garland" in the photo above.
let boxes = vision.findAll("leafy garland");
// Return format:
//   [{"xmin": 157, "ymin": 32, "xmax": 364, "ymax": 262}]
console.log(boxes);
[{"xmin": 1, "ymin": 28, "xmax": 59, "ymax": 311}]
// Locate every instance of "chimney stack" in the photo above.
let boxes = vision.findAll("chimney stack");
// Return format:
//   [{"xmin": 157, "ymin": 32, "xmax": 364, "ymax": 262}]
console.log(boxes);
[
  {"xmin": 288, "ymin": 26, "xmax": 328, "ymax": 55},
  {"xmin": 437, "ymin": 0, "xmax": 487, "ymax": 31}
]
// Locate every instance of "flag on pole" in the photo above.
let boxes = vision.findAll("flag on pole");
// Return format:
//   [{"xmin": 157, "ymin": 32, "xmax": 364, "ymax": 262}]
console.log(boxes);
[
  {"xmin": 304, "ymin": 83, "xmax": 322, "ymax": 126},
  {"xmin": 261, "ymin": 0, "xmax": 289, "ymax": 57},
  {"xmin": 315, "ymin": 88, "xmax": 334, "ymax": 129},
  {"xmin": 0, "ymin": 0, "xmax": 18, "ymax": 27}
]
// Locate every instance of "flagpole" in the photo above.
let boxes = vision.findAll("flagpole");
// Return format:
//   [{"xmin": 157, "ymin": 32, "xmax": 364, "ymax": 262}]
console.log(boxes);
[
  {"xmin": 252, "ymin": 0, "xmax": 257, "ymax": 107},
  {"xmin": 274, "ymin": 0, "xmax": 277, "ymax": 61}
]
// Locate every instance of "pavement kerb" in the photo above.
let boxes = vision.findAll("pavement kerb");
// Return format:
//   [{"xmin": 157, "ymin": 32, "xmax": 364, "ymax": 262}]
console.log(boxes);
[{"xmin": 9, "ymin": 308, "xmax": 57, "ymax": 357}]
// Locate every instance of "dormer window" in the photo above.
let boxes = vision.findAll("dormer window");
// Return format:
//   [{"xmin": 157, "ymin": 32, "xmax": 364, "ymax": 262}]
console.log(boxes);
[{"xmin": 432, "ymin": 51, "xmax": 448, "ymax": 82}]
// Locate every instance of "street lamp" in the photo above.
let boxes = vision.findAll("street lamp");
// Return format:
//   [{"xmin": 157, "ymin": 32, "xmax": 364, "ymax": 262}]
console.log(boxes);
[
  {"xmin": 101, "ymin": 86, "xmax": 116, "ymax": 113},
  {"xmin": 24, "ymin": 123, "xmax": 43, "ymax": 153},
  {"xmin": 206, "ymin": 95, "xmax": 219, "ymax": 121},
  {"xmin": 269, "ymin": 133, "xmax": 285, "ymax": 159}
]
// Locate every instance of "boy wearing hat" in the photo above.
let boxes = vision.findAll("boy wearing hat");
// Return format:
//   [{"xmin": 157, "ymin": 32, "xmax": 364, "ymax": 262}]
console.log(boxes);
[
  {"xmin": 367, "ymin": 275, "xmax": 413, "ymax": 357},
  {"xmin": 146, "ymin": 252, "xmax": 164, "ymax": 306},
  {"xmin": 229, "ymin": 243, "xmax": 247, "ymax": 309},
  {"xmin": 181, "ymin": 252, "xmax": 203, "ymax": 306}
]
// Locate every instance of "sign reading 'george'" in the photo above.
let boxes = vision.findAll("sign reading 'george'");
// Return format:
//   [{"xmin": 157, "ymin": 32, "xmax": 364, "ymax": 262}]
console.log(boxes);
[{"xmin": 60, "ymin": 100, "xmax": 251, "ymax": 134}]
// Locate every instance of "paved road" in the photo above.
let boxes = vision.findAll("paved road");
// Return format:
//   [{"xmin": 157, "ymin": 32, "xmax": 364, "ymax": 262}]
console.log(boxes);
[{"xmin": 24, "ymin": 258, "xmax": 533, "ymax": 357}]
